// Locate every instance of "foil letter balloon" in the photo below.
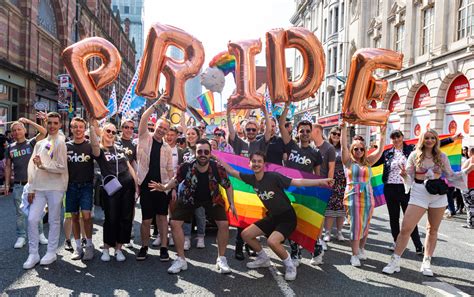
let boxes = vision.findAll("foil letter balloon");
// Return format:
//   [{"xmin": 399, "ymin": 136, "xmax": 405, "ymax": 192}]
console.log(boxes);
[
  {"xmin": 227, "ymin": 39, "xmax": 264, "ymax": 109},
  {"xmin": 136, "ymin": 23, "xmax": 205, "ymax": 111},
  {"xmin": 62, "ymin": 37, "xmax": 122, "ymax": 119},
  {"xmin": 265, "ymin": 29, "xmax": 290, "ymax": 103},
  {"xmin": 342, "ymin": 48, "xmax": 403, "ymax": 126}
]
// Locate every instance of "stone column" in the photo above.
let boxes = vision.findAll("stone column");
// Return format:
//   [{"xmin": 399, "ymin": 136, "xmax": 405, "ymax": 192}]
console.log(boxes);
[
  {"xmin": 431, "ymin": 0, "xmax": 448, "ymax": 55},
  {"xmin": 427, "ymin": 103, "xmax": 446, "ymax": 134},
  {"xmin": 404, "ymin": 2, "xmax": 415, "ymax": 66},
  {"xmin": 399, "ymin": 110, "xmax": 413, "ymax": 137}
]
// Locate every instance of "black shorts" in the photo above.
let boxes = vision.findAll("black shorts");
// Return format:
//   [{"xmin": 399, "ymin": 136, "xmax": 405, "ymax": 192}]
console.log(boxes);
[
  {"xmin": 171, "ymin": 201, "xmax": 228, "ymax": 223},
  {"xmin": 254, "ymin": 209, "xmax": 297, "ymax": 239},
  {"xmin": 140, "ymin": 184, "xmax": 170, "ymax": 220}
]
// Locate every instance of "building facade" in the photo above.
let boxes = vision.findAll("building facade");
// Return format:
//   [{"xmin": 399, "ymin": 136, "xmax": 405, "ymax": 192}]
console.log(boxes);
[
  {"xmin": 291, "ymin": 0, "xmax": 474, "ymax": 146},
  {"xmin": 111, "ymin": 0, "xmax": 144, "ymax": 61},
  {"xmin": 0, "ymin": 0, "xmax": 136, "ymax": 133}
]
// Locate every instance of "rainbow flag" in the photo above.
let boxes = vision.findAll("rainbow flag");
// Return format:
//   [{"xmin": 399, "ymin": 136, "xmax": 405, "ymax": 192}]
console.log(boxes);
[
  {"xmin": 371, "ymin": 135, "xmax": 462, "ymax": 207},
  {"xmin": 209, "ymin": 51, "xmax": 235, "ymax": 76},
  {"xmin": 214, "ymin": 151, "xmax": 332, "ymax": 253},
  {"xmin": 196, "ymin": 91, "xmax": 215, "ymax": 116}
]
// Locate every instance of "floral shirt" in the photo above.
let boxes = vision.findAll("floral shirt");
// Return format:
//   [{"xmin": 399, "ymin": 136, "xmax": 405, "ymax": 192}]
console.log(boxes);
[{"xmin": 387, "ymin": 148, "xmax": 406, "ymax": 184}]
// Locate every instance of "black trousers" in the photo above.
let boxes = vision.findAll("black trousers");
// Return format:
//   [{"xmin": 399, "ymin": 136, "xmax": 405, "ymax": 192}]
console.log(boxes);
[
  {"xmin": 384, "ymin": 184, "xmax": 423, "ymax": 249},
  {"xmin": 102, "ymin": 174, "xmax": 135, "ymax": 247}
]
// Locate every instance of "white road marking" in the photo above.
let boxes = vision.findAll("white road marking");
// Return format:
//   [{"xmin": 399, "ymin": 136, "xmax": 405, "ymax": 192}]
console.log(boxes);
[
  {"xmin": 268, "ymin": 265, "xmax": 296, "ymax": 297},
  {"xmin": 423, "ymin": 281, "xmax": 471, "ymax": 297}
]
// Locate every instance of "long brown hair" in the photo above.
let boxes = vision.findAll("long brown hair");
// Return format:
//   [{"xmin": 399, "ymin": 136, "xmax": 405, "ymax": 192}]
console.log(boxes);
[
  {"xmin": 414, "ymin": 129, "xmax": 444, "ymax": 170},
  {"xmin": 350, "ymin": 140, "xmax": 370, "ymax": 166},
  {"xmin": 328, "ymin": 126, "xmax": 341, "ymax": 149}
]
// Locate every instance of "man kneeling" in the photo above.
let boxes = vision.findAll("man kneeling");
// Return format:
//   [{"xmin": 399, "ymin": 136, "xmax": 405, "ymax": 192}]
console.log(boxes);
[
  {"xmin": 154, "ymin": 139, "xmax": 237, "ymax": 274},
  {"xmin": 218, "ymin": 151, "xmax": 333, "ymax": 281}
]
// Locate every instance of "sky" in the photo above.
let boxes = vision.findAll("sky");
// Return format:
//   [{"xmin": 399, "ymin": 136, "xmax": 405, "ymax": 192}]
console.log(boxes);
[{"xmin": 143, "ymin": 0, "xmax": 296, "ymax": 111}]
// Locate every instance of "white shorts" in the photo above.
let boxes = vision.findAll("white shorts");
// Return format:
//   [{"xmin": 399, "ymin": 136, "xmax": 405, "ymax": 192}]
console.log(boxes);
[{"xmin": 409, "ymin": 183, "xmax": 448, "ymax": 209}]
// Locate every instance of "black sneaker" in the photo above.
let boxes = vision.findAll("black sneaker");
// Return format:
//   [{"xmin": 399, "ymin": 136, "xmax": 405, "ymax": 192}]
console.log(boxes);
[
  {"xmin": 136, "ymin": 246, "xmax": 148, "ymax": 261},
  {"xmin": 81, "ymin": 238, "xmax": 87, "ymax": 248},
  {"xmin": 245, "ymin": 244, "xmax": 257, "ymax": 257},
  {"xmin": 160, "ymin": 247, "xmax": 170, "ymax": 262},
  {"xmin": 64, "ymin": 239, "xmax": 74, "ymax": 252},
  {"xmin": 416, "ymin": 246, "xmax": 425, "ymax": 255},
  {"xmin": 235, "ymin": 244, "xmax": 244, "ymax": 260}
]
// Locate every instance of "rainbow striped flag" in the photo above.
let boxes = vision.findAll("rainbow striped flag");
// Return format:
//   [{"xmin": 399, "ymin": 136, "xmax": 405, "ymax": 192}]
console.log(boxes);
[
  {"xmin": 209, "ymin": 51, "xmax": 236, "ymax": 76},
  {"xmin": 371, "ymin": 135, "xmax": 462, "ymax": 207},
  {"xmin": 214, "ymin": 151, "xmax": 332, "ymax": 253},
  {"xmin": 196, "ymin": 91, "xmax": 215, "ymax": 116}
]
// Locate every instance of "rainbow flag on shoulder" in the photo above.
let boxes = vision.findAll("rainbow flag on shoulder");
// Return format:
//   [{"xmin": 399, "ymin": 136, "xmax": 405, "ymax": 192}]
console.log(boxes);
[
  {"xmin": 371, "ymin": 135, "xmax": 462, "ymax": 207},
  {"xmin": 196, "ymin": 91, "xmax": 215, "ymax": 116},
  {"xmin": 214, "ymin": 151, "xmax": 332, "ymax": 253}
]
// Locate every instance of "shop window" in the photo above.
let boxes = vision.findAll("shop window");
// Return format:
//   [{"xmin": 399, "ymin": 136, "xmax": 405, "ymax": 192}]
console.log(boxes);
[{"xmin": 37, "ymin": 0, "xmax": 58, "ymax": 37}]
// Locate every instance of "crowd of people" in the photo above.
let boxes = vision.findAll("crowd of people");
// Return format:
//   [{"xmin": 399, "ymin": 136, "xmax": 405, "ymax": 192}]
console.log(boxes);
[{"xmin": 1, "ymin": 99, "xmax": 473, "ymax": 281}]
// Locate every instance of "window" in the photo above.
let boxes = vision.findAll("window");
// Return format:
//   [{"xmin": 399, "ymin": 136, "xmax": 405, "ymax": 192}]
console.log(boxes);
[
  {"xmin": 37, "ymin": 0, "xmax": 58, "ymax": 37},
  {"xmin": 113, "ymin": 5, "xmax": 118, "ymax": 12},
  {"xmin": 457, "ymin": 0, "xmax": 474, "ymax": 40},
  {"xmin": 306, "ymin": 14, "xmax": 311, "ymax": 29},
  {"xmin": 341, "ymin": 2, "xmax": 345, "ymax": 27},
  {"xmin": 327, "ymin": 48, "xmax": 332, "ymax": 73},
  {"xmin": 339, "ymin": 44, "xmax": 343, "ymax": 70},
  {"xmin": 376, "ymin": 0, "xmax": 383, "ymax": 16},
  {"xmin": 124, "ymin": 6, "xmax": 130, "ymax": 14},
  {"xmin": 395, "ymin": 24, "xmax": 405, "ymax": 52},
  {"xmin": 422, "ymin": 7, "xmax": 434, "ymax": 55},
  {"xmin": 323, "ymin": 18, "xmax": 327, "ymax": 40},
  {"xmin": 312, "ymin": 6, "xmax": 318, "ymax": 30},
  {"xmin": 329, "ymin": 10, "xmax": 333, "ymax": 34},
  {"xmin": 329, "ymin": 89, "xmax": 336, "ymax": 113},
  {"xmin": 335, "ymin": 6, "xmax": 339, "ymax": 32},
  {"xmin": 332, "ymin": 47, "xmax": 337, "ymax": 73}
]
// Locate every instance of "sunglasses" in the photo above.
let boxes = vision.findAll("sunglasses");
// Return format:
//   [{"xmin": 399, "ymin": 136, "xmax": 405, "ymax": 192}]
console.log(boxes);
[
  {"xmin": 122, "ymin": 126, "xmax": 133, "ymax": 130},
  {"xmin": 353, "ymin": 147, "xmax": 365, "ymax": 152},
  {"xmin": 215, "ymin": 132, "xmax": 224, "ymax": 137},
  {"xmin": 331, "ymin": 132, "xmax": 341, "ymax": 136},
  {"xmin": 246, "ymin": 128, "xmax": 257, "ymax": 132},
  {"xmin": 106, "ymin": 129, "xmax": 117, "ymax": 135},
  {"xmin": 197, "ymin": 149, "xmax": 210, "ymax": 156},
  {"xmin": 299, "ymin": 129, "xmax": 311, "ymax": 134}
]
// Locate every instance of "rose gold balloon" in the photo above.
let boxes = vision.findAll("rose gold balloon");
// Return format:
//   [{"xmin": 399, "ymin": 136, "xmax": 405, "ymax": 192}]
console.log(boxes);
[
  {"xmin": 265, "ymin": 28, "xmax": 290, "ymax": 103},
  {"xmin": 227, "ymin": 39, "xmax": 264, "ymax": 110},
  {"xmin": 286, "ymin": 27, "xmax": 325, "ymax": 102},
  {"xmin": 62, "ymin": 37, "xmax": 122, "ymax": 119},
  {"xmin": 136, "ymin": 23, "xmax": 205, "ymax": 111},
  {"xmin": 342, "ymin": 48, "xmax": 403, "ymax": 126}
]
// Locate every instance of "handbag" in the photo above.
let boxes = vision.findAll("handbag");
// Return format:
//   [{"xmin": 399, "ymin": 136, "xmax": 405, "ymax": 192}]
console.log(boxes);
[
  {"xmin": 101, "ymin": 146, "xmax": 123, "ymax": 196},
  {"xmin": 424, "ymin": 178, "xmax": 448, "ymax": 195}
]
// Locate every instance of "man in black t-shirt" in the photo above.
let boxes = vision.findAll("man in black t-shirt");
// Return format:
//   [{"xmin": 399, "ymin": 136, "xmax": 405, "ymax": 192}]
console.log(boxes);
[
  {"xmin": 261, "ymin": 118, "xmax": 286, "ymax": 165},
  {"xmin": 218, "ymin": 151, "xmax": 333, "ymax": 281},
  {"xmin": 117, "ymin": 119, "xmax": 137, "ymax": 169},
  {"xmin": 66, "ymin": 117, "xmax": 95, "ymax": 261}
]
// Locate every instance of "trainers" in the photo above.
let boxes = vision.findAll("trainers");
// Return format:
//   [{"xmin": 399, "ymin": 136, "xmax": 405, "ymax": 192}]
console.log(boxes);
[
  {"xmin": 420, "ymin": 256, "xmax": 434, "ymax": 276},
  {"xmin": 416, "ymin": 246, "xmax": 425, "ymax": 256},
  {"xmin": 71, "ymin": 247, "xmax": 84, "ymax": 260},
  {"xmin": 39, "ymin": 233, "xmax": 48, "ymax": 245},
  {"xmin": 235, "ymin": 244, "xmax": 244, "ymax": 260},
  {"xmin": 358, "ymin": 249, "xmax": 368, "ymax": 260},
  {"xmin": 14, "ymin": 237, "xmax": 26, "ymax": 249},
  {"xmin": 101, "ymin": 249, "xmax": 111, "ymax": 262},
  {"xmin": 160, "ymin": 247, "xmax": 170, "ymax": 262},
  {"xmin": 152, "ymin": 235, "xmax": 161, "ymax": 247},
  {"xmin": 168, "ymin": 235, "xmax": 175, "ymax": 246},
  {"xmin": 310, "ymin": 250, "xmax": 324, "ymax": 266},
  {"xmin": 320, "ymin": 240, "xmax": 328, "ymax": 251},
  {"xmin": 323, "ymin": 232, "xmax": 331, "ymax": 242},
  {"xmin": 285, "ymin": 264, "xmax": 297, "ymax": 281},
  {"xmin": 23, "ymin": 253, "xmax": 40, "ymax": 269},
  {"xmin": 83, "ymin": 244, "xmax": 94, "ymax": 261},
  {"xmin": 337, "ymin": 231, "xmax": 345, "ymax": 241},
  {"xmin": 246, "ymin": 256, "xmax": 271, "ymax": 269},
  {"xmin": 462, "ymin": 224, "xmax": 474, "ymax": 229},
  {"xmin": 388, "ymin": 243, "xmax": 396, "ymax": 251},
  {"xmin": 216, "ymin": 256, "xmax": 231, "ymax": 274},
  {"xmin": 64, "ymin": 239, "xmax": 74, "ymax": 251},
  {"xmin": 115, "ymin": 250, "xmax": 126, "ymax": 262},
  {"xmin": 382, "ymin": 255, "xmax": 401, "ymax": 274},
  {"xmin": 350, "ymin": 255, "xmax": 361, "ymax": 267},
  {"xmin": 184, "ymin": 237, "xmax": 191, "ymax": 251},
  {"xmin": 196, "ymin": 237, "xmax": 205, "ymax": 248},
  {"xmin": 81, "ymin": 238, "xmax": 87, "ymax": 248},
  {"xmin": 168, "ymin": 257, "xmax": 188, "ymax": 274},
  {"xmin": 40, "ymin": 252, "xmax": 57, "ymax": 265},
  {"xmin": 136, "ymin": 246, "xmax": 148, "ymax": 261},
  {"xmin": 290, "ymin": 249, "xmax": 301, "ymax": 268}
]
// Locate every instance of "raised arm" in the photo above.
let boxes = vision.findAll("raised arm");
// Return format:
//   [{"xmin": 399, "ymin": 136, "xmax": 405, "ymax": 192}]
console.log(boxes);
[
  {"xmin": 227, "ymin": 108, "xmax": 236, "ymax": 142},
  {"xmin": 278, "ymin": 103, "xmax": 291, "ymax": 145},
  {"xmin": 18, "ymin": 117, "xmax": 47, "ymax": 142},
  {"xmin": 340, "ymin": 123, "xmax": 351, "ymax": 166},
  {"xmin": 216, "ymin": 157, "xmax": 241, "ymax": 179},
  {"xmin": 89, "ymin": 118, "xmax": 101, "ymax": 157},
  {"xmin": 139, "ymin": 99, "xmax": 161, "ymax": 136},
  {"xmin": 368, "ymin": 125, "xmax": 387, "ymax": 166},
  {"xmin": 262, "ymin": 106, "xmax": 272, "ymax": 143}
]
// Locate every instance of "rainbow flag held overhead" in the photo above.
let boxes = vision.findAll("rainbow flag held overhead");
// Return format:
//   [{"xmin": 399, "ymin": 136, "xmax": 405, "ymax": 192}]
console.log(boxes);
[
  {"xmin": 214, "ymin": 151, "xmax": 332, "ymax": 253},
  {"xmin": 209, "ymin": 51, "xmax": 236, "ymax": 76},
  {"xmin": 370, "ymin": 135, "xmax": 462, "ymax": 207},
  {"xmin": 196, "ymin": 91, "xmax": 215, "ymax": 116}
]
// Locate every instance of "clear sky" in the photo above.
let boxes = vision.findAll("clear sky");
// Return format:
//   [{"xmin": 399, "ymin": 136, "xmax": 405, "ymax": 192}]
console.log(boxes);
[{"xmin": 143, "ymin": 0, "xmax": 296, "ymax": 111}]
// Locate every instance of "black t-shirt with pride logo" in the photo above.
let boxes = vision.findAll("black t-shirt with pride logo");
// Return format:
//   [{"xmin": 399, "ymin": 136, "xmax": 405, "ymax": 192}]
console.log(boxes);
[
  {"xmin": 66, "ymin": 140, "xmax": 95, "ymax": 183},
  {"xmin": 239, "ymin": 172, "xmax": 293, "ymax": 216},
  {"xmin": 117, "ymin": 138, "xmax": 136, "ymax": 162},
  {"xmin": 96, "ymin": 145, "xmax": 130, "ymax": 178},
  {"xmin": 284, "ymin": 140, "xmax": 322, "ymax": 174}
]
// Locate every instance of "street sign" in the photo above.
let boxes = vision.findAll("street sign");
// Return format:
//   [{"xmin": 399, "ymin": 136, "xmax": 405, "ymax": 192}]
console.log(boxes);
[{"xmin": 34, "ymin": 101, "xmax": 48, "ymax": 110}]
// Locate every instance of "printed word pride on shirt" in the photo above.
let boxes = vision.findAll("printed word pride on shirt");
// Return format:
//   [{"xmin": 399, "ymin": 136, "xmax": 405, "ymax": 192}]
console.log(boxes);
[{"xmin": 66, "ymin": 140, "xmax": 95, "ymax": 183}]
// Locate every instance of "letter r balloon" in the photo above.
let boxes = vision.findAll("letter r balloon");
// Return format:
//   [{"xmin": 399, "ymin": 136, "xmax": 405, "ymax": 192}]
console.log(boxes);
[
  {"xmin": 136, "ymin": 23, "xmax": 205, "ymax": 111},
  {"xmin": 62, "ymin": 37, "xmax": 122, "ymax": 119},
  {"xmin": 342, "ymin": 48, "xmax": 403, "ymax": 126}
]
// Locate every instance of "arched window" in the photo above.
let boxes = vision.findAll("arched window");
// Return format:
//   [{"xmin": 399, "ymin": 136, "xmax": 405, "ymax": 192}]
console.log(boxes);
[{"xmin": 37, "ymin": 0, "xmax": 58, "ymax": 38}]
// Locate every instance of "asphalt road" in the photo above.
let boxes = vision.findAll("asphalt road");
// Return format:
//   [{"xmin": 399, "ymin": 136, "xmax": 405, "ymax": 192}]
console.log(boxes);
[{"xmin": 0, "ymin": 194, "xmax": 473, "ymax": 296}]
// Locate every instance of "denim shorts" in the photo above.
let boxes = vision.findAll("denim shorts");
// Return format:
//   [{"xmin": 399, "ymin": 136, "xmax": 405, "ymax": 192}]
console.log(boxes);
[{"xmin": 66, "ymin": 182, "xmax": 94, "ymax": 213}]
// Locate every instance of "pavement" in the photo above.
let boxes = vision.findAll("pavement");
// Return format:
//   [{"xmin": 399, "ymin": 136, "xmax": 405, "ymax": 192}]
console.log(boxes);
[{"xmin": 0, "ymin": 194, "xmax": 473, "ymax": 296}]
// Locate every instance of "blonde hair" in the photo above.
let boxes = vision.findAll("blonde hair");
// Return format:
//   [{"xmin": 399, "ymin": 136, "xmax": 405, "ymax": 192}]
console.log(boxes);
[
  {"xmin": 350, "ymin": 140, "xmax": 370, "ymax": 166},
  {"xmin": 10, "ymin": 121, "xmax": 25, "ymax": 130},
  {"xmin": 100, "ymin": 123, "xmax": 116, "ymax": 148},
  {"xmin": 414, "ymin": 129, "xmax": 444, "ymax": 170}
]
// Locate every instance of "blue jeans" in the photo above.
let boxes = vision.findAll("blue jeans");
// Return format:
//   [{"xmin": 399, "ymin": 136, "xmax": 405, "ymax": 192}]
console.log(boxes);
[
  {"xmin": 183, "ymin": 206, "xmax": 206, "ymax": 237},
  {"xmin": 65, "ymin": 182, "xmax": 94, "ymax": 212},
  {"xmin": 13, "ymin": 184, "xmax": 44, "ymax": 238}
]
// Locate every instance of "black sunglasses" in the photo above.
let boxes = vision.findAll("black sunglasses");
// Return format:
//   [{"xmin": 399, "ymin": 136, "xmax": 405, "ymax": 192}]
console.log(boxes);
[
  {"xmin": 246, "ymin": 128, "xmax": 257, "ymax": 132},
  {"xmin": 353, "ymin": 147, "xmax": 365, "ymax": 152},
  {"xmin": 106, "ymin": 129, "xmax": 117, "ymax": 135},
  {"xmin": 122, "ymin": 126, "xmax": 133, "ymax": 130},
  {"xmin": 215, "ymin": 132, "xmax": 224, "ymax": 137},
  {"xmin": 197, "ymin": 149, "xmax": 210, "ymax": 156},
  {"xmin": 299, "ymin": 129, "xmax": 311, "ymax": 134},
  {"xmin": 331, "ymin": 132, "xmax": 341, "ymax": 136}
]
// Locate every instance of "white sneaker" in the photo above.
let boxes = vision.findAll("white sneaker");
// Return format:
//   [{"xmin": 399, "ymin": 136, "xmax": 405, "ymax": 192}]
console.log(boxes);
[
  {"xmin": 246, "ymin": 256, "xmax": 271, "ymax": 269},
  {"xmin": 310, "ymin": 250, "xmax": 324, "ymax": 266},
  {"xmin": 350, "ymin": 255, "xmax": 361, "ymax": 267},
  {"xmin": 336, "ymin": 231, "xmax": 345, "ymax": 241},
  {"xmin": 14, "ymin": 237, "xmax": 26, "ymax": 249},
  {"xmin": 323, "ymin": 232, "xmax": 331, "ymax": 242},
  {"xmin": 101, "ymin": 249, "xmax": 111, "ymax": 262},
  {"xmin": 382, "ymin": 255, "xmax": 401, "ymax": 274},
  {"xmin": 71, "ymin": 248, "xmax": 84, "ymax": 260},
  {"xmin": 358, "ymin": 249, "xmax": 368, "ymax": 260},
  {"xmin": 320, "ymin": 240, "xmax": 328, "ymax": 251},
  {"xmin": 40, "ymin": 252, "xmax": 57, "ymax": 265},
  {"xmin": 23, "ymin": 253, "xmax": 40, "ymax": 269},
  {"xmin": 39, "ymin": 233, "xmax": 48, "ymax": 245},
  {"xmin": 184, "ymin": 237, "xmax": 191, "ymax": 251},
  {"xmin": 216, "ymin": 256, "xmax": 231, "ymax": 274},
  {"xmin": 115, "ymin": 250, "xmax": 126, "ymax": 262},
  {"xmin": 152, "ymin": 236, "xmax": 161, "ymax": 247},
  {"xmin": 343, "ymin": 218, "xmax": 350, "ymax": 226},
  {"xmin": 285, "ymin": 264, "xmax": 297, "ymax": 281},
  {"xmin": 83, "ymin": 244, "xmax": 94, "ymax": 261},
  {"xmin": 168, "ymin": 257, "xmax": 188, "ymax": 274},
  {"xmin": 196, "ymin": 237, "xmax": 205, "ymax": 249},
  {"xmin": 420, "ymin": 257, "xmax": 434, "ymax": 277},
  {"xmin": 168, "ymin": 235, "xmax": 174, "ymax": 247}
]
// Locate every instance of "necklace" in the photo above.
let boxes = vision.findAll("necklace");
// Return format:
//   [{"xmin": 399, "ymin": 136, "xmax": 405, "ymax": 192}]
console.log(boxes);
[{"xmin": 425, "ymin": 155, "xmax": 433, "ymax": 159}]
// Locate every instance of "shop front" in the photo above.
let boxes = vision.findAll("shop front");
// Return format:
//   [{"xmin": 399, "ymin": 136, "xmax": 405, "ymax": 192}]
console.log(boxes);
[{"xmin": 444, "ymin": 75, "xmax": 470, "ymax": 145}]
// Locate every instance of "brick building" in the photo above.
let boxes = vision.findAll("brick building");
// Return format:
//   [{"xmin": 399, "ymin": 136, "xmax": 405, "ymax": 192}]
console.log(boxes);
[{"xmin": 0, "ymin": 0, "xmax": 136, "ymax": 133}]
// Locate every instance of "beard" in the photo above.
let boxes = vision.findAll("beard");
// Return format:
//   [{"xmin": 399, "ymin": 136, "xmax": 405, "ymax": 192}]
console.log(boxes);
[{"xmin": 197, "ymin": 158, "xmax": 209, "ymax": 166}]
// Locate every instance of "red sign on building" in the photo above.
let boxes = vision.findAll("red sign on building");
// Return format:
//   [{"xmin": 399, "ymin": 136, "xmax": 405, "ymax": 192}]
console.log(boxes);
[
  {"xmin": 389, "ymin": 93, "xmax": 400, "ymax": 113},
  {"xmin": 446, "ymin": 75, "xmax": 470, "ymax": 103},
  {"xmin": 413, "ymin": 85, "xmax": 431, "ymax": 109}
]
